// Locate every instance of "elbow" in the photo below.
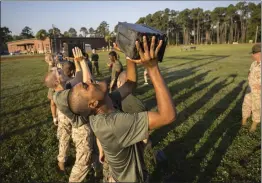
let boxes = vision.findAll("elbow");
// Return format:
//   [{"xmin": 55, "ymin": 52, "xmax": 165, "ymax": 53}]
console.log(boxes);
[{"xmin": 165, "ymin": 109, "xmax": 177, "ymax": 125}]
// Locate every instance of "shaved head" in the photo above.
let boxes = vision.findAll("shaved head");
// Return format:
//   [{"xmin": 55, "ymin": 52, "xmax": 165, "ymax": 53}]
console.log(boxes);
[
  {"xmin": 68, "ymin": 87, "xmax": 91, "ymax": 116},
  {"xmin": 117, "ymin": 71, "xmax": 127, "ymax": 88},
  {"xmin": 44, "ymin": 71, "xmax": 58, "ymax": 89}
]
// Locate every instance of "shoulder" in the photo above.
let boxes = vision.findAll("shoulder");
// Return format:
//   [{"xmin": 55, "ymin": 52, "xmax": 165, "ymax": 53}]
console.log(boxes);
[
  {"xmin": 122, "ymin": 94, "xmax": 147, "ymax": 113},
  {"xmin": 89, "ymin": 113, "xmax": 113, "ymax": 134},
  {"xmin": 53, "ymin": 90, "xmax": 74, "ymax": 119}
]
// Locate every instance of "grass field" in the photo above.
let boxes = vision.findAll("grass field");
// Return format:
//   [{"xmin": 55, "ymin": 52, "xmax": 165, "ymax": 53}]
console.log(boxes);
[{"xmin": 0, "ymin": 44, "xmax": 261, "ymax": 183}]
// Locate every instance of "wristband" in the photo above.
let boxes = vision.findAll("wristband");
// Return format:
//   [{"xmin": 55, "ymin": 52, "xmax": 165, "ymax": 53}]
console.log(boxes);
[{"xmin": 53, "ymin": 118, "xmax": 58, "ymax": 122}]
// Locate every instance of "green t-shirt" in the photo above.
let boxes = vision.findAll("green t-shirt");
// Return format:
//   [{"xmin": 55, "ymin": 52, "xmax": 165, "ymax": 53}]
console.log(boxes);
[
  {"xmin": 91, "ymin": 53, "xmax": 99, "ymax": 62},
  {"xmin": 121, "ymin": 94, "xmax": 147, "ymax": 113},
  {"xmin": 90, "ymin": 101, "xmax": 149, "ymax": 182},
  {"xmin": 53, "ymin": 89, "xmax": 89, "ymax": 128},
  {"xmin": 111, "ymin": 60, "xmax": 123, "ymax": 81},
  {"xmin": 52, "ymin": 89, "xmax": 122, "ymax": 128}
]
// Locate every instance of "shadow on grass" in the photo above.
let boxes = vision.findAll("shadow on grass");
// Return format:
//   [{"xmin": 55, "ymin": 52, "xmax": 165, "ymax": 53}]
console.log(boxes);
[
  {"xmin": 0, "ymin": 118, "xmax": 50, "ymax": 142},
  {"xmin": 164, "ymin": 55, "xmax": 230, "ymax": 66},
  {"xmin": 150, "ymin": 75, "xmax": 237, "ymax": 148},
  {"xmin": 151, "ymin": 80, "xmax": 245, "ymax": 182},
  {"xmin": 134, "ymin": 55, "xmax": 229, "ymax": 98},
  {"xmin": 0, "ymin": 101, "xmax": 49, "ymax": 117},
  {"xmin": 0, "ymin": 86, "xmax": 47, "ymax": 100}
]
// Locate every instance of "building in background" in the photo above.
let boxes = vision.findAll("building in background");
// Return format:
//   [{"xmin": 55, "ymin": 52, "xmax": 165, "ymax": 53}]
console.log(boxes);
[
  {"xmin": 7, "ymin": 38, "xmax": 51, "ymax": 54},
  {"xmin": 7, "ymin": 37, "xmax": 108, "ymax": 56},
  {"xmin": 50, "ymin": 37, "xmax": 108, "ymax": 56}
]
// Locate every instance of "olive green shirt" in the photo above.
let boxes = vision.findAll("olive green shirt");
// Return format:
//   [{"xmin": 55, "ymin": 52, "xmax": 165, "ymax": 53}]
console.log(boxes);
[
  {"xmin": 121, "ymin": 94, "xmax": 147, "ymax": 113},
  {"xmin": 91, "ymin": 53, "xmax": 99, "ymax": 62},
  {"xmin": 52, "ymin": 89, "xmax": 122, "ymax": 128},
  {"xmin": 90, "ymin": 92, "xmax": 149, "ymax": 182},
  {"xmin": 53, "ymin": 89, "xmax": 89, "ymax": 128},
  {"xmin": 111, "ymin": 60, "xmax": 123, "ymax": 81}
]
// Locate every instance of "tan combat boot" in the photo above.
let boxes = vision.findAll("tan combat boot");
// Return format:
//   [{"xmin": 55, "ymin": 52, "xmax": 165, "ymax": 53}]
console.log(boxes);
[
  {"xmin": 58, "ymin": 162, "xmax": 65, "ymax": 171},
  {"xmin": 250, "ymin": 122, "xmax": 259, "ymax": 132},
  {"xmin": 242, "ymin": 118, "xmax": 248, "ymax": 126}
]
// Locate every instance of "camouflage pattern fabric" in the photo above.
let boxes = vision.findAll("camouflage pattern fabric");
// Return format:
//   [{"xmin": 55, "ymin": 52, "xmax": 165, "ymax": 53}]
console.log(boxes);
[
  {"xmin": 57, "ymin": 109, "xmax": 72, "ymax": 163},
  {"xmin": 69, "ymin": 123, "xmax": 94, "ymax": 182},
  {"xmin": 242, "ymin": 61, "xmax": 261, "ymax": 123}
]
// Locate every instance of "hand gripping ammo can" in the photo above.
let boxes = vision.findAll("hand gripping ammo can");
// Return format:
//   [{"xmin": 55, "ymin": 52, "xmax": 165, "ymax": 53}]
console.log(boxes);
[{"xmin": 116, "ymin": 22, "xmax": 168, "ymax": 62}]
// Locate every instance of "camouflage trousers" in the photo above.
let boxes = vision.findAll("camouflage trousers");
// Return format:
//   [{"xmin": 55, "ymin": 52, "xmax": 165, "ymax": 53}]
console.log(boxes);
[
  {"xmin": 69, "ymin": 123, "xmax": 94, "ymax": 183},
  {"xmin": 57, "ymin": 115, "xmax": 72, "ymax": 163},
  {"xmin": 242, "ymin": 90, "xmax": 261, "ymax": 123}
]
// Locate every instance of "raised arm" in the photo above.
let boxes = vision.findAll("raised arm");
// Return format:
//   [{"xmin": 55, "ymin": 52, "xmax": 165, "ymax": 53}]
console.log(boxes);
[
  {"xmin": 114, "ymin": 44, "xmax": 137, "ymax": 99},
  {"xmin": 74, "ymin": 57, "xmax": 81, "ymax": 72},
  {"xmin": 72, "ymin": 47, "xmax": 93, "ymax": 83},
  {"xmin": 130, "ymin": 36, "xmax": 176, "ymax": 130}
]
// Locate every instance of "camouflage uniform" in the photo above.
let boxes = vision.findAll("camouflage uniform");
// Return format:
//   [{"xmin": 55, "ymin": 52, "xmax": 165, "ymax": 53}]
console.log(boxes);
[
  {"xmin": 69, "ymin": 123, "xmax": 94, "ymax": 182},
  {"xmin": 52, "ymin": 80, "xmax": 95, "ymax": 183},
  {"xmin": 57, "ymin": 108, "xmax": 72, "ymax": 163},
  {"xmin": 242, "ymin": 61, "xmax": 261, "ymax": 123}
]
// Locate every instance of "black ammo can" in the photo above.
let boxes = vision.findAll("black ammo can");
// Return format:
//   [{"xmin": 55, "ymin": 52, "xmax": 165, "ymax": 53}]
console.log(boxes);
[{"xmin": 116, "ymin": 22, "xmax": 168, "ymax": 62}]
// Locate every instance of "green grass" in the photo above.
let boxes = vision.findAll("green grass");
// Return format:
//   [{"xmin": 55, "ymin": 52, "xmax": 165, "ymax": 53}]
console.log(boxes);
[{"xmin": 0, "ymin": 44, "xmax": 260, "ymax": 183}]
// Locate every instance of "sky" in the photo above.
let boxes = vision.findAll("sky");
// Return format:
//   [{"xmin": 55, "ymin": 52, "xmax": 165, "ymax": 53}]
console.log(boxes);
[{"xmin": 1, "ymin": 1, "xmax": 258, "ymax": 36}]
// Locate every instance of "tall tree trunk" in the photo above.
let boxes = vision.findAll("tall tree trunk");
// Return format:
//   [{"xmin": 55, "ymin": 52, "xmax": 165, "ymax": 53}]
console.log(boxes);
[
  {"xmin": 176, "ymin": 32, "xmax": 179, "ymax": 46},
  {"xmin": 193, "ymin": 20, "xmax": 196, "ymax": 44},
  {"xmin": 230, "ymin": 18, "xmax": 233, "ymax": 43},
  {"xmin": 237, "ymin": 29, "xmax": 239, "ymax": 42},
  {"xmin": 183, "ymin": 27, "xmax": 186, "ymax": 45},
  {"xmin": 205, "ymin": 30, "xmax": 210, "ymax": 44},
  {"xmin": 217, "ymin": 22, "xmax": 220, "ymax": 44},
  {"xmin": 197, "ymin": 18, "xmax": 199, "ymax": 44},
  {"xmin": 225, "ymin": 23, "xmax": 227, "ymax": 44},
  {"xmin": 255, "ymin": 25, "xmax": 258, "ymax": 43},
  {"xmin": 234, "ymin": 23, "xmax": 237, "ymax": 42},
  {"xmin": 240, "ymin": 18, "xmax": 245, "ymax": 43}
]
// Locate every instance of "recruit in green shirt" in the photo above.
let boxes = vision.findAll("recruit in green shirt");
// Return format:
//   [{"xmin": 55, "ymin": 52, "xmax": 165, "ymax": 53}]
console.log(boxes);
[
  {"xmin": 91, "ymin": 53, "xmax": 99, "ymax": 62},
  {"xmin": 90, "ymin": 104, "xmax": 149, "ymax": 182},
  {"xmin": 111, "ymin": 60, "xmax": 123, "ymax": 81},
  {"xmin": 52, "ymin": 88, "xmax": 122, "ymax": 128}
]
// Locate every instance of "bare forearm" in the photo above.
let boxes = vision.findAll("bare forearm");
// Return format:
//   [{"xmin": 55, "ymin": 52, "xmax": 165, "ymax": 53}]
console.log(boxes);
[
  {"xmin": 80, "ymin": 59, "xmax": 93, "ymax": 83},
  {"xmin": 148, "ymin": 66, "xmax": 176, "ymax": 122},
  {"xmin": 75, "ymin": 60, "xmax": 81, "ymax": 72},
  {"xmin": 126, "ymin": 60, "xmax": 137, "ymax": 83},
  {"xmin": 50, "ymin": 100, "xmax": 57, "ymax": 118}
]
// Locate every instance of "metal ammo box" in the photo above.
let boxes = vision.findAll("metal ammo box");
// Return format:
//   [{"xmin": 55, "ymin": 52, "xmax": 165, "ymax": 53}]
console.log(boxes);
[{"xmin": 116, "ymin": 22, "xmax": 168, "ymax": 62}]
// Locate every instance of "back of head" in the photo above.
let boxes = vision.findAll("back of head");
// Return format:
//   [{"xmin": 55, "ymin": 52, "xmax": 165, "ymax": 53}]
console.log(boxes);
[
  {"xmin": 68, "ymin": 87, "xmax": 91, "ymax": 116},
  {"xmin": 252, "ymin": 43, "xmax": 261, "ymax": 54},
  {"xmin": 63, "ymin": 61, "xmax": 76, "ymax": 77},
  {"xmin": 251, "ymin": 43, "xmax": 261, "ymax": 61},
  {"xmin": 109, "ymin": 51, "xmax": 117, "ymax": 60},
  {"xmin": 44, "ymin": 71, "xmax": 58, "ymax": 89}
]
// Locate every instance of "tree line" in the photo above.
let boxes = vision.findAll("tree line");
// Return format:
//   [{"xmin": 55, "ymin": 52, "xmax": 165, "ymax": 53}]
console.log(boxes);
[
  {"xmin": 1, "ymin": 20, "xmax": 116, "ymax": 50},
  {"xmin": 1, "ymin": 2, "xmax": 261, "ymax": 51},
  {"xmin": 136, "ymin": 2, "xmax": 261, "ymax": 45}
]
